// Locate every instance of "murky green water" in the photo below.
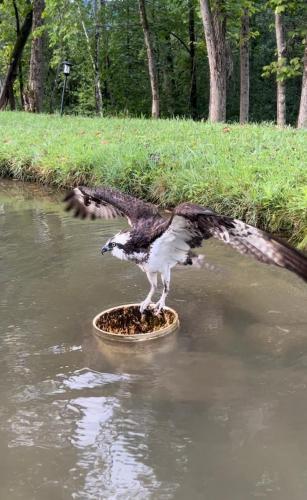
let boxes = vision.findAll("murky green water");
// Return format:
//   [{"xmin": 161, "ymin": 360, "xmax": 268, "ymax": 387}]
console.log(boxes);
[{"xmin": 1, "ymin": 179, "xmax": 307, "ymax": 500}]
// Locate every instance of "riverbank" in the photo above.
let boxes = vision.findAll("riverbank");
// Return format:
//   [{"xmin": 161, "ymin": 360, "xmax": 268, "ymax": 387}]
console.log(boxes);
[{"xmin": 0, "ymin": 112, "xmax": 306, "ymax": 248}]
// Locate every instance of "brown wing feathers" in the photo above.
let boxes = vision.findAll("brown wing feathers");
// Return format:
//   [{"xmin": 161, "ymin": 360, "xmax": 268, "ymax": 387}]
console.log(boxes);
[
  {"xmin": 64, "ymin": 188, "xmax": 123, "ymax": 220},
  {"xmin": 174, "ymin": 203, "xmax": 307, "ymax": 283},
  {"xmin": 64, "ymin": 186, "xmax": 159, "ymax": 224}
]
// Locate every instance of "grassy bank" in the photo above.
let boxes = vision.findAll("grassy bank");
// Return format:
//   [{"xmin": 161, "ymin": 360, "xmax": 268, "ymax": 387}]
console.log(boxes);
[{"xmin": 0, "ymin": 111, "xmax": 306, "ymax": 248}]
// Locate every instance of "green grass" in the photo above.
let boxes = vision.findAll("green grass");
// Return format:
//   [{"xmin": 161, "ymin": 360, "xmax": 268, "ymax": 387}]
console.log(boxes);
[{"xmin": 0, "ymin": 111, "xmax": 306, "ymax": 249}]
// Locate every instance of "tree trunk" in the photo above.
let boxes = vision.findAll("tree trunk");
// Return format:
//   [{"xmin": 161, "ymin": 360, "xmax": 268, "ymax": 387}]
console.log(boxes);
[
  {"xmin": 26, "ymin": 0, "xmax": 45, "ymax": 112},
  {"xmin": 138, "ymin": 0, "xmax": 159, "ymax": 118},
  {"xmin": 18, "ymin": 61, "xmax": 25, "ymax": 110},
  {"xmin": 199, "ymin": 0, "xmax": 227, "ymax": 122},
  {"xmin": 8, "ymin": 85, "xmax": 16, "ymax": 110},
  {"xmin": 275, "ymin": 11, "xmax": 286, "ymax": 127},
  {"xmin": 297, "ymin": 40, "xmax": 307, "ymax": 128},
  {"xmin": 12, "ymin": 0, "xmax": 25, "ymax": 109},
  {"xmin": 94, "ymin": 0, "xmax": 103, "ymax": 115},
  {"xmin": 124, "ymin": 1, "xmax": 131, "ymax": 103},
  {"xmin": 102, "ymin": 0, "xmax": 111, "ymax": 104},
  {"xmin": 189, "ymin": 0, "xmax": 197, "ymax": 118},
  {"xmin": 79, "ymin": 5, "xmax": 103, "ymax": 115},
  {"xmin": 0, "ymin": 2, "xmax": 33, "ymax": 110},
  {"xmin": 240, "ymin": 8, "xmax": 249, "ymax": 124},
  {"xmin": 163, "ymin": 34, "xmax": 176, "ymax": 115}
]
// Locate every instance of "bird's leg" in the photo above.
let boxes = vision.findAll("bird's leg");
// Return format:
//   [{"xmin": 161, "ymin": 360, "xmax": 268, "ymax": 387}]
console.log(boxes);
[
  {"xmin": 154, "ymin": 269, "xmax": 170, "ymax": 314},
  {"xmin": 140, "ymin": 272, "xmax": 158, "ymax": 313}
]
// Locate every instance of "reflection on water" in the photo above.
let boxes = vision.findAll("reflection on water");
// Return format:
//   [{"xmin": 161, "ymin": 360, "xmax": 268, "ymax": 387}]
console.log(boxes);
[{"xmin": 1, "ymin": 179, "xmax": 307, "ymax": 499}]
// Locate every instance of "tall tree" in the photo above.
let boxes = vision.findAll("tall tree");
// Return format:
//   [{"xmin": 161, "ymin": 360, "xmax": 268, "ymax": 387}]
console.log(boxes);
[
  {"xmin": 26, "ymin": 0, "xmax": 45, "ymax": 112},
  {"xmin": 93, "ymin": 0, "xmax": 103, "ymax": 115},
  {"xmin": 138, "ymin": 0, "xmax": 159, "ymax": 118},
  {"xmin": 297, "ymin": 38, "xmax": 307, "ymax": 128},
  {"xmin": 78, "ymin": 1, "xmax": 103, "ymax": 115},
  {"xmin": 162, "ymin": 33, "xmax": 176, "ymax": 115},
  {"xmin": 12, "ymin": 0, "xmax": 25, "ymax": 108},
  {"xmin": 188, "ymin": 0, "xmax": 197, "ymax": 118},
  {"xmin": 240, "ymin": 7, "xmax": 249, "ymax": 123},
  {"xmin": 199, "ymin": 0, "xmax": 227, "ymax": 122},
  {"xmin": 0, "ymin": 0, "xmax": 33, "ymax": 110},
  {"xmin": 275, "ymin": 8, "xmax": 287, "ymax": 126}
]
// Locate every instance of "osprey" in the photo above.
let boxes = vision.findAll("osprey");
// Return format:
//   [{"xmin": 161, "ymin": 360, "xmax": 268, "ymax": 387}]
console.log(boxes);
[{"xmin": 64, "ymin": 186, "xmax": 307, "ymax": 313}]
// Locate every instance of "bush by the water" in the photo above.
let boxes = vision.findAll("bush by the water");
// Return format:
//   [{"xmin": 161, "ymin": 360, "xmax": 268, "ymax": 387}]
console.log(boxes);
[{"xmin": 0, "ymin": 112, "xmax": 306, "ymax": 249}]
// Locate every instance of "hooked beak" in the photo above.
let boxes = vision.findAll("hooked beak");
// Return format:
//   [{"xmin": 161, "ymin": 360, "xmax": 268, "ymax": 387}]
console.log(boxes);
[{"xmin": 101, "ymin": 245, "xmax": 109, "ymax": 255}]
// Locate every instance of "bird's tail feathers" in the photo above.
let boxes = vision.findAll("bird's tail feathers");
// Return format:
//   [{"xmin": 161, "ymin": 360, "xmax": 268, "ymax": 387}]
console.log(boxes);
[
  {"xmin": 190, "ymin": 254, "xmax": 205, "ymax": 269},
  {"xmin": 177, "ymin": 253, "xmax": 218, "ymax": 272}
]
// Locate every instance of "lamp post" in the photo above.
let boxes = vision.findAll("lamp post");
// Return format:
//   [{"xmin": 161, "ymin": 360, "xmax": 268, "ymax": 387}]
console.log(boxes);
[{"xmin": 60, "ymin": 61, "xmax": 72, "ymax": 115}]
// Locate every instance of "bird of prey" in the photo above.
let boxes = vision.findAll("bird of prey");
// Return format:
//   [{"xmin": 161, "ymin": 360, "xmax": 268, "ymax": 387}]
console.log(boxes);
[{"xmin": 64, "ymin": 186, "xmax": 307, "ymax": 313}]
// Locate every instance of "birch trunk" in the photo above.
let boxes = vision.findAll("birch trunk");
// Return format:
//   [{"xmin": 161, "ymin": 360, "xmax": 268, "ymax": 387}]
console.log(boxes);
[
  {"xmin": 189, "ymin": 0, "xmax": 197, "ymax": 118},
  {"xmin": 297, "ymin": 40, "xmax": 307, "ymax": 128},
  {"xmin": 199, "ymin": 0, "xmax": 227, "ymax": 122},
  {"xmin": 94, "ymin": 0, "xmax": 103, "ymax": 115},
  {"xmin": 240, "ymin": 8, "xmax": 249, "ymax": 124},
  {"xmin": 27, "ymin": 0, "xmax": 45, "ymax": 112},
  {"xmin": 138, "ymin": 0, "xmax": 159, "ymax": 118},
  {"xmin": 79, "ymin": 4, "xmax": 103, "ymax": 115},
  {"xmin": 275, "ymin": 11, "xmax": 286, "ymax": 126}
]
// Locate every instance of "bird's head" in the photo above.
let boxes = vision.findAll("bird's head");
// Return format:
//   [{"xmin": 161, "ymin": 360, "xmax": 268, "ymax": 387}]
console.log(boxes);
[
  {"xmin": 100, "ymin": 238, "xmax": 118, "ymax": 254},
  {"xmin": 101, "ymin": 231, "xmax": 130, "ymax": 259}
]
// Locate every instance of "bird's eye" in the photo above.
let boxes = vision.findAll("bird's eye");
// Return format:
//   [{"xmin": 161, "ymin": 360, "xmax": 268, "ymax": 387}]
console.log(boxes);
[{"xmin": 111, "ymin": 242, "xmax": 116, "ymax": 248}]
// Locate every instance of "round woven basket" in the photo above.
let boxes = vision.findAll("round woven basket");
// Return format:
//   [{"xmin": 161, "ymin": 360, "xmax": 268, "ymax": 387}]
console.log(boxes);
[{"xmin": 93, "ymin": 303, "xmax": 179, "ymax": 342}]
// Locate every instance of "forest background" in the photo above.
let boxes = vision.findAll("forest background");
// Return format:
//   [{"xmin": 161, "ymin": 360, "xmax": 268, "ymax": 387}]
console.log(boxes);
[{"xmin": 0, "ymin": 0, "xmax": 306, "ymax": 126}]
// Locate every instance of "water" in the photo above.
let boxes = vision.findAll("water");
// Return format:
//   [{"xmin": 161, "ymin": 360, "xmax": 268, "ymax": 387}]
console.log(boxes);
[{"xmin": 1, "ymin": 179, "xmax": 307, "ymax": 500}]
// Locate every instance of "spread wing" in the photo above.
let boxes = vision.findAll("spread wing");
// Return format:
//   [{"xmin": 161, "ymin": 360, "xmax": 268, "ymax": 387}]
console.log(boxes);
[
  {"xmin": 164, "ymin": 203, "xmax": 307, "ymax": 282},
  {"xmin": 63, "ymin": 186, "xmax": 160, "ymax": 226}
]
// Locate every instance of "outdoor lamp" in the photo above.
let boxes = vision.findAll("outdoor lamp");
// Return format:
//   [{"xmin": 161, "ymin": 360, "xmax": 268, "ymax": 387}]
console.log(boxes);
[{"xmin": 63, "ymin": 61, "xmax": 71, "ymax": 76}]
